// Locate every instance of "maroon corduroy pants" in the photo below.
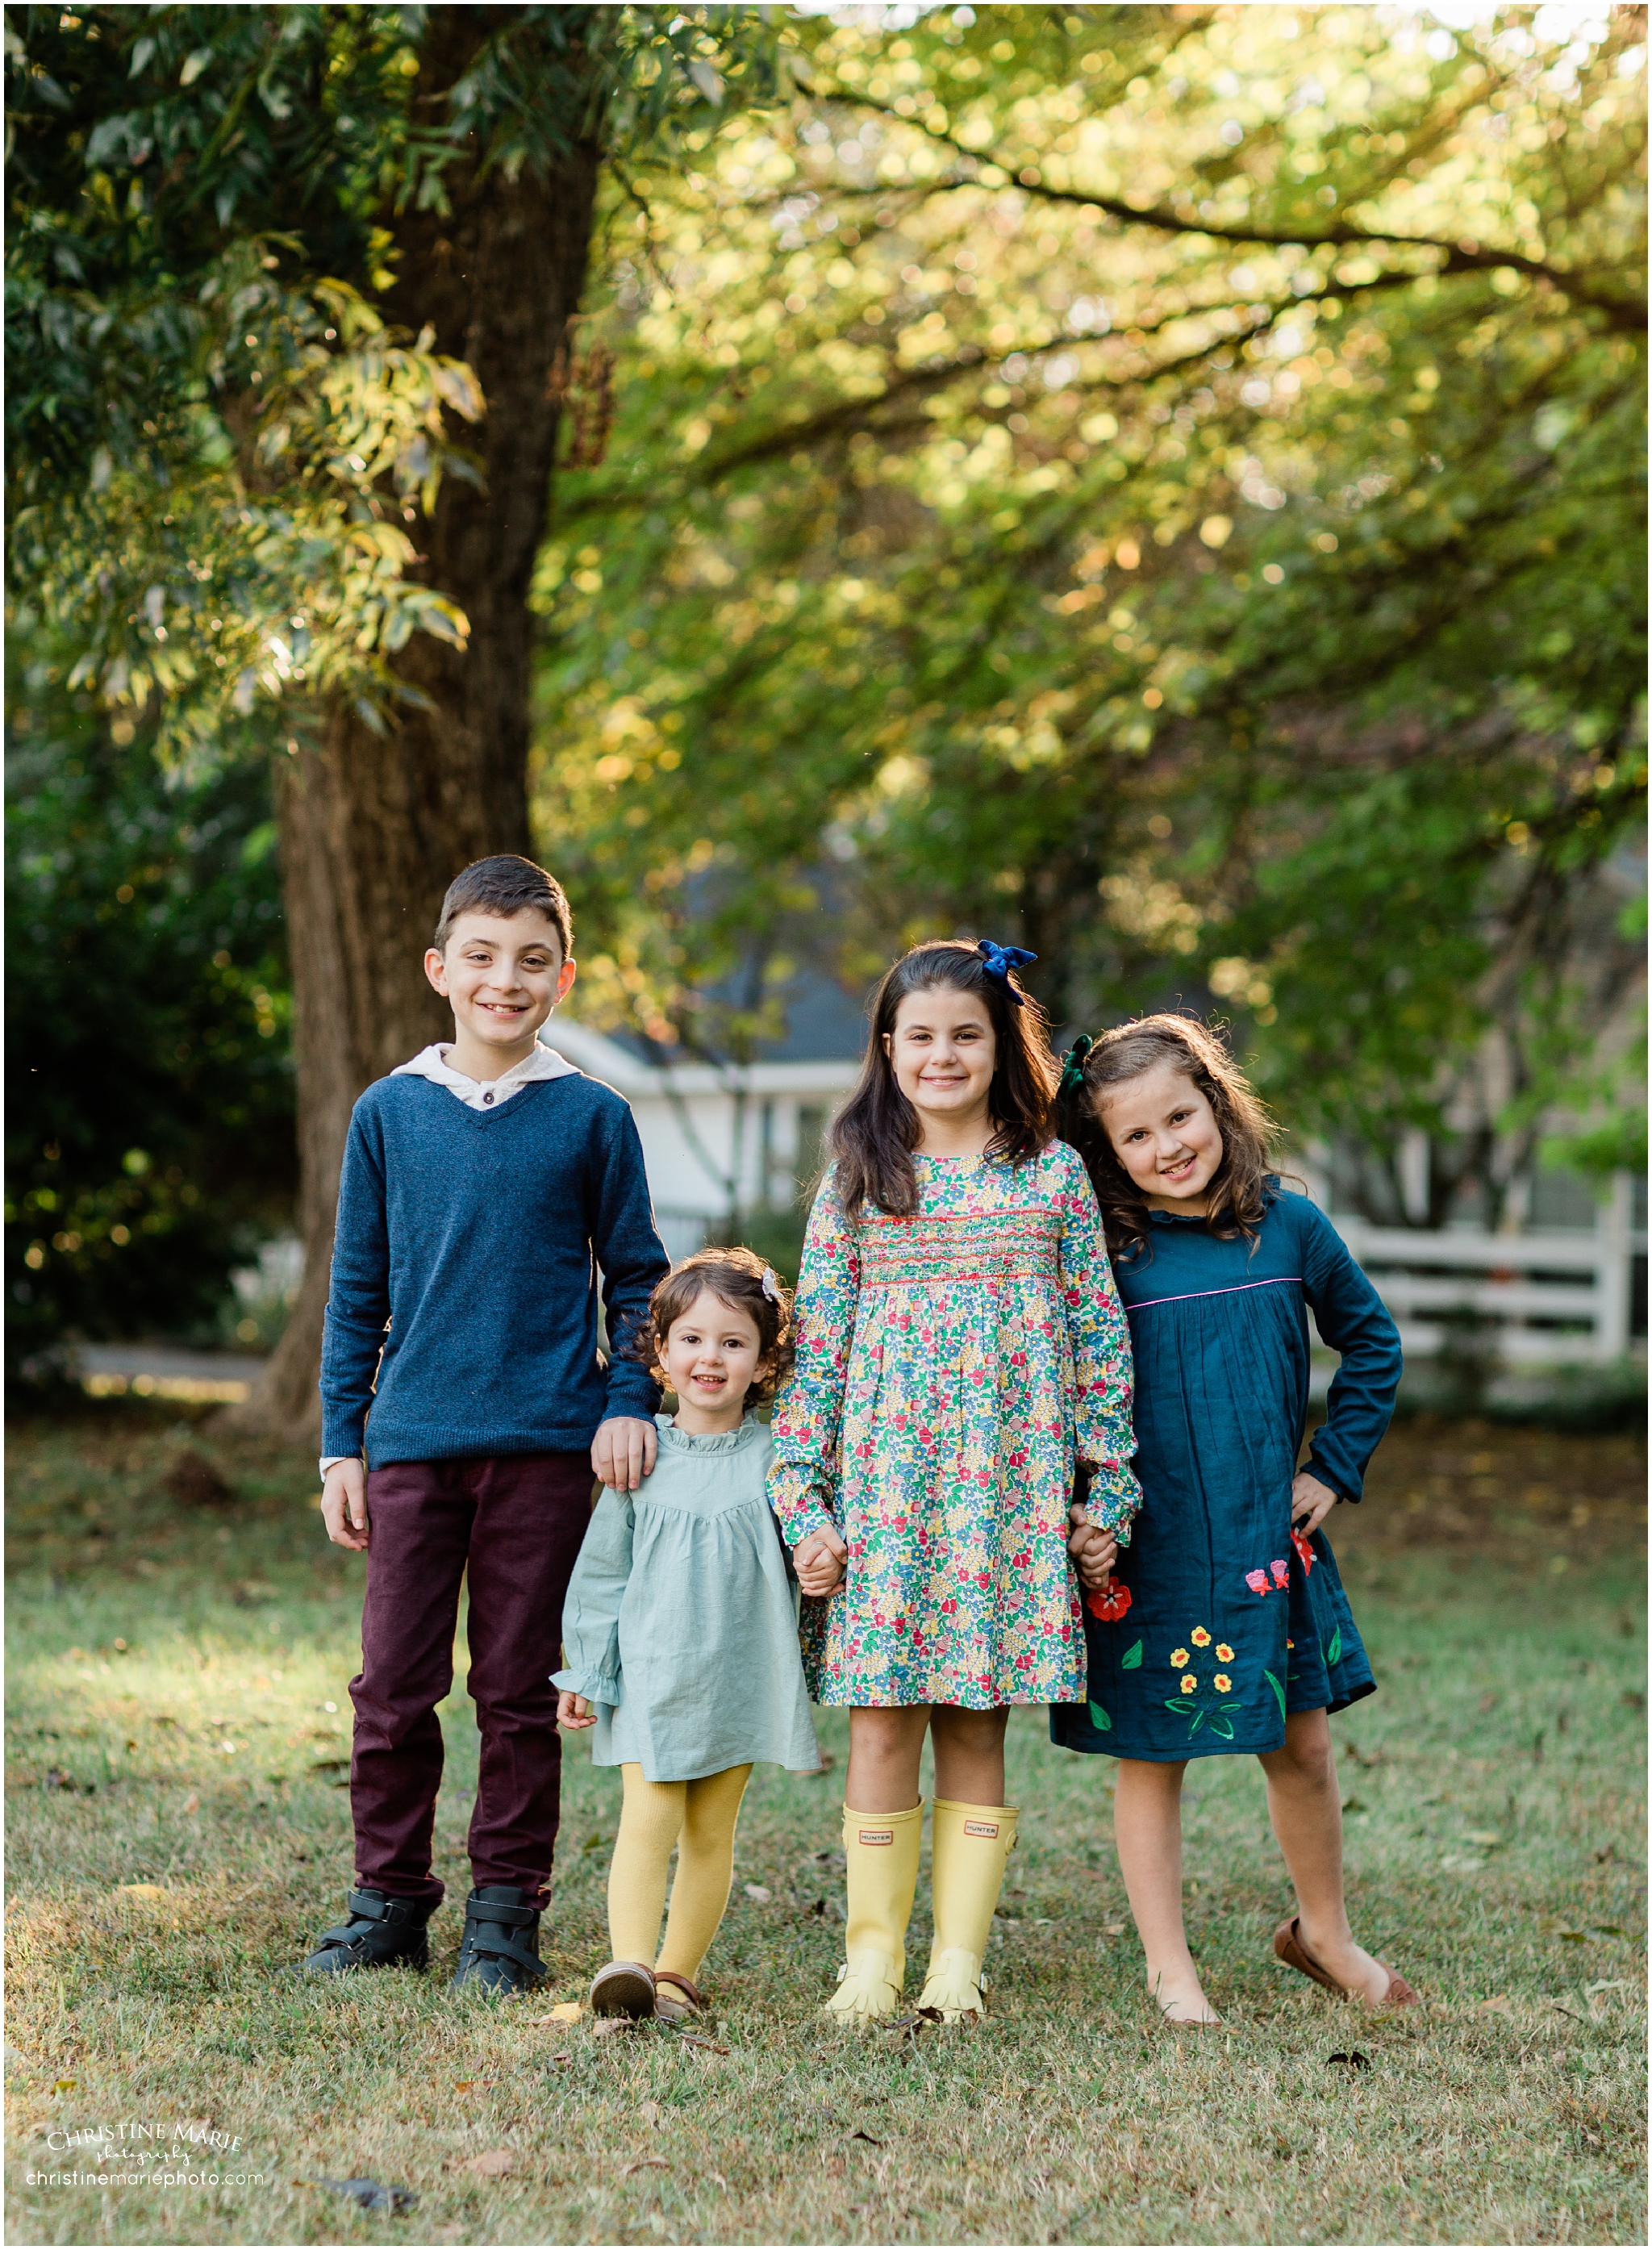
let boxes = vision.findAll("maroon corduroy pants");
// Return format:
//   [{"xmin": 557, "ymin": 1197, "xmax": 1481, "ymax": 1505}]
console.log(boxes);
[{"xmin": 348, "ymin": 1451, "xmax": 594, "ymax": 1911}]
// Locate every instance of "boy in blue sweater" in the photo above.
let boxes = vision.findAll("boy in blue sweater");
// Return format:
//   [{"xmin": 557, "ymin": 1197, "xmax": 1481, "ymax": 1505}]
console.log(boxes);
[{"xmin": 300, "ymin": 854, "xmax": 668, "ymax": 1994}]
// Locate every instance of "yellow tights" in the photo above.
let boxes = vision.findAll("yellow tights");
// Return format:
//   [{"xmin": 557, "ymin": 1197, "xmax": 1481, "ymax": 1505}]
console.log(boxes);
[{"xmin": 607, "ymin": 1763, "xmax": 753, "ymax": 1981}]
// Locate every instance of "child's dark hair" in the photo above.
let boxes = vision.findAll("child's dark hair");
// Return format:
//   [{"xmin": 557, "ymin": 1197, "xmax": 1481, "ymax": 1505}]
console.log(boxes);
[
  {"xmin": 435, "ymin": 854, "xmax": 573, "ymax": 957},
  {"xmin": 632, "ymin": 1247, "xmax": 795, "ymax": 1405},
  {"xmin": 1058, "ymin": 1014, "xmax": 1280, "ymax": 1263},
  {"xmin": 829, "ymin": 939, "xmax": 1058, "ymax": 1221}
]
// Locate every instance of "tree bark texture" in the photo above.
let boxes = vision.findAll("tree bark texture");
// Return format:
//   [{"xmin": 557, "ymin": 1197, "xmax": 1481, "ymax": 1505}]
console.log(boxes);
[{"xmin": 229, "ymin": 7, "xmax": 603, "ymax": 1439}]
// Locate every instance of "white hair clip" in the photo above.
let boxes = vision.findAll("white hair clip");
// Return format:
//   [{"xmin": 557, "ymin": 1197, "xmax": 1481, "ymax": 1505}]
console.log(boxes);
[{"xmin": 761, "ymin": 1266, "xmax": 783, "ymax": 1304}]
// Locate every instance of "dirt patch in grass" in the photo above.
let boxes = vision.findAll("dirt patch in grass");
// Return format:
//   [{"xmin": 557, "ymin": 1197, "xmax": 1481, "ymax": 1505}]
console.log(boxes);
[{"xmin": 5, "ymin": 1409, "xmax": 1646, "ymax": 2244}]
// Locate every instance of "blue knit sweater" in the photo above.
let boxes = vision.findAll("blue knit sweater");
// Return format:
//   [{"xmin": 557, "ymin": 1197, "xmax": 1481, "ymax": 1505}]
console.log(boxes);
[{"xmin": 319, "ymin": 1072, "xmax": 669, "ymax": 1467}]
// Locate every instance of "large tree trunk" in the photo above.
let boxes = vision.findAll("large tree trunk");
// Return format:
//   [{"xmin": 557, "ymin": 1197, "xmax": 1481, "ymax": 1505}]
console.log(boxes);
[{"xmin": 227, "ymin": 8, "xmax": 603, "ymax": 1440}]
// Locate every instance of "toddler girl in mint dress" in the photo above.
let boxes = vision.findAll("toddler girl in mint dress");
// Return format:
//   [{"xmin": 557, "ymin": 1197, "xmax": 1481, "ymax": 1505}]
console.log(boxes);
[{"xmin": 555, "ymin": 1249, "xmax": 818, "ymax": 2022}]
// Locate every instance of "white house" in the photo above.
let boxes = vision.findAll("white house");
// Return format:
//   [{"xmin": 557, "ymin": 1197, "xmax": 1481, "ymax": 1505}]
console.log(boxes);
[
  {"xmin": 549, "ymin": 1017, "xmax": 1643, "ymax": 1369},
  {"xmin": 548, "ymin": 1018, "xmax": 863, "ymax": 1261}
]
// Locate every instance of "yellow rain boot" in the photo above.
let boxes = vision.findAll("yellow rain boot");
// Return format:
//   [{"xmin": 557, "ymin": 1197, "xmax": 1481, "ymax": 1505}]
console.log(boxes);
[
  {"xmin": 917, "ymin": 1799, "xmax": 1019, "ymax": 2022},
  {"xmin": 826, "ymin": 1802, "xmax": 924, "ymax": 2023}
]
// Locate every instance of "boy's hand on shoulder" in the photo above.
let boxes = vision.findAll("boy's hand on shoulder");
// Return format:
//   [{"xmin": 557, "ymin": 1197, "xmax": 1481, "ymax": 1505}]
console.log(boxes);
[
  {"xmin": 321, "ymin": 1460, "xmax": 369, "ymax": 1551},
  {"xmin": 1290, "ymin": 1471, "xmax": 1338, "ymax": 1537},
  {"xmin": 794, "ymin": 1523, "xmax": 848, "ymax": 1598},
  {"xmin": 593, "ymin": 1416, "xmax": 657, "ymax": 1493},
  {"xmin": 557, "ymin": 1690, "xmax": 597, "ymax": 1730}
]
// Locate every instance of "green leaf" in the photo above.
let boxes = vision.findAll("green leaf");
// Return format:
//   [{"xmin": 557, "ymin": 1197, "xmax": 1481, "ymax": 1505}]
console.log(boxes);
[
  {"xmin": 1087, "ymin": 1700, "xmax": 1112, "ymax": 1732},
  {"xmin": 1121, "ymin": 1638, "xmax": 1143, "ymax": 1670},
  {"xmin": 1188, "ymin": 1709, "xmax": 1206, "ymax": 1736},
  {"xmin": 1164, "ymin": 1698, "xmax": 1194, "ymax": 1716},
  {"xmin": 1208, "ymin": 1714, "xmax": 1235, "ymax": 1739},
  {"xmin": 1264, "ymin": 1670, "xmax": 1287, "ymax": 1722},
  {"xmin": 1326, "ymin": 1628, "xmax": 1343, "ymax": 1668}
]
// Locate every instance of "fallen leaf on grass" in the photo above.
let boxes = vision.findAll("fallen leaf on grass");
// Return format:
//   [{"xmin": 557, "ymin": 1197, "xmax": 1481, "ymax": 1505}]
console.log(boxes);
[
  {"xmin": 709, "ymin": 2172, "xmax": 728, "ymax": 2189},
  {"xmin": 1477, "ymin": 1995, "xmax": 1514, "ymax": 2014},
  {"xmin": 54, "ymin": 2079, "xmax": 77, "ymax": 2093},
  {"xmin": 180, "ymin": 1793, "xmax": 199, "ymax": 1814},
  {"xmin": 742, "ymin": 1884, "xmax": 772, "ymax": 1904},
  {"xmin": 591, "ymin": 2017, "xmax": 633, "ymax": 2040},
  {"xmin": 1462, "ymin": 1830, "xmax": 1504, "ymax": 1847},
  {"xmin": 116, "ymin": 1883, "xmax": 170, "ymax": 1901},
  {"xmin": 457, "ymin": 2150, "xmax": 514, "ymax": 2177},
  {"xmin": 1103, "ymin": 1923, "xmax": 1126, "ymax": 1937},
  {"xmin": 846, "ymin": 2130, "xmax": 884, "ymax": 2146},
  {"xmin": 678, "ymin": 2033, "xmax": 728, "ymax": 2055},
  {"xmin": 524, "ymin": 2002, "xmax": 582, "ymax": 2025},
  {"xmin": 1326, "ymin": 2052, "xmax": 1370, "ymax": 2072},
  {"xmin": 638, "ymin": 2100, "xmax": 661, "ymax": 2127},
  {"xmin": 453, "ymin": 2081, "xmax": 473, "ymax": 2092},
  {"xmin": 307, "ymin": 2176, "xmax": 417, "ymax": 2213},
  {"xmin": 623, "ymin": 2157, "xmax": 669, "ymax": 2177}
]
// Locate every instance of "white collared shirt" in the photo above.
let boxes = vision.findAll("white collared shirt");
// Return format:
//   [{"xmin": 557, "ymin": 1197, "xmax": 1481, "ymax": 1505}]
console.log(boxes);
[
  {"xmin": 388, "ymin": 1038, "xmax": 578, "ymax": 1111},
  {"xmin": 319, "ymin": 1037, "xmax": 582, "ymax": 1475}
]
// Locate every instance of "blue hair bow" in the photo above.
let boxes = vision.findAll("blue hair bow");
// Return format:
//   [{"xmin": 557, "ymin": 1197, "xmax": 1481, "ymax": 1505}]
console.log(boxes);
[{"xmin": 975, "ymin": 938, "xmax": 1037, "ymax": 1004}]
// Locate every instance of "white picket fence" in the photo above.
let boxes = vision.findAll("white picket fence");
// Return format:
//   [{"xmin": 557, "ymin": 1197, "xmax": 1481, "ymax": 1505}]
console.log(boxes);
[{"xmin": 1329, "ymin": 1173, "xmax": 1644, "ymax": 1366}]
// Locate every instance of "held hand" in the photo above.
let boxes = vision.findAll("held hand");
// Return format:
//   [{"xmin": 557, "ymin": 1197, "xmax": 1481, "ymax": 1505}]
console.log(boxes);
[
  {"xmin": 1066, "ymin": 1508, "xmax": 1118, "ymax": 1591},
  {"xmin": 321, "ymin": 1459, "xmax": 369, "ymax": 1551},
  {"xmin": 592, "ymin": 1416, "xmax": 658, "ymax": 1493},
  {"xmin": 1290, "ymin": 1470, "xmax": 1339, "ymax": 1538},
  {"xmin": 794, "ymin": 1523, "xmax": 849, "ymax": 1598},
  {"xmin": 557, "ymin": 1690, "xmax": 597, "ymax": 1730}
]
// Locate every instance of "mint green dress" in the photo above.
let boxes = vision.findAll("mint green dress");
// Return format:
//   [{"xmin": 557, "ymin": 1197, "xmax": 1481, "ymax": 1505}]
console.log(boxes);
[{"xmin": 553, "ymin": 1414, "xmax": 820, "ymax": 1781}]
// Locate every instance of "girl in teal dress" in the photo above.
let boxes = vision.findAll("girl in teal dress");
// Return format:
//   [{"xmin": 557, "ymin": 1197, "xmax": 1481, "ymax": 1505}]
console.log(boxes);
[{"xmin": 1058, "ymin": 1016, "xmax": 1418, "ymax": 2025}]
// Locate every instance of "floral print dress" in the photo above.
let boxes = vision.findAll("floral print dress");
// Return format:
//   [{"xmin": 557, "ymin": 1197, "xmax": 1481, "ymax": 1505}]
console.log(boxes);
[
  {"xmin": 1050, "ymin": 1185, "xmax": 1402, "ymax": 1764},
  {"xmin": 767, "ymin": 1142, "xmax": 1140, "ymax": 1709}
]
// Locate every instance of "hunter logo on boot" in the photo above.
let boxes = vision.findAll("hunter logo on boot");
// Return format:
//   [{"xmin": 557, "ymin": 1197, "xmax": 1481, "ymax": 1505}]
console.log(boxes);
[
  {"xmin": 963, "ymin": 1819, "xmax": 999, "ymax": 1839},
  {"xmin": 857, "ymin": 1827, "xmax": 895, "ymax": 1846}
]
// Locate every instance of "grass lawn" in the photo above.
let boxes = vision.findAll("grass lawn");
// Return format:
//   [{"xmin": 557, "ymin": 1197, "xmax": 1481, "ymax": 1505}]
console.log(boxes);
[{"xmin": 5, "ymin": 1407, "xmax": 1646, "ymax": 2247}]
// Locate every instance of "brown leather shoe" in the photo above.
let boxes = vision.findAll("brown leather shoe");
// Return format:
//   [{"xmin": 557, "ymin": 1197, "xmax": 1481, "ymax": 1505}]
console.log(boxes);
[
  {"xmin": 590, "ymin": 1959, "xmax": 657, "ymax": 2018},
  {"xmin": 653, "ymin": 1969, "xmax": 706, "ymax": 2023},
  {"xmin": 1274, "ymin": 1917, "xmax": 1418, "ymax": 2008}
]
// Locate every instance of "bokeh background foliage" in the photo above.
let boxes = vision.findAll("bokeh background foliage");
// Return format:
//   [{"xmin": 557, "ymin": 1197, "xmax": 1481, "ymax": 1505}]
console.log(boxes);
[
  {"xmin": 5, "ymin": 1, "xmax": 1646, "ymax": 1363},
  {"xmin": 536, "ymin": 1, "xmax": 1646, "ymax": 1174}
]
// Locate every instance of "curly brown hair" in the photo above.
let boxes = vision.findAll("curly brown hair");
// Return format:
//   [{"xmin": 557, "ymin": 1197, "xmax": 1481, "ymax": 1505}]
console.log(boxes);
[
  {"xmin": 631, "ymin": 1246, "xmax": 796, "ymax": 1405},
  {"xmin": 1056, "ymin": 1014, "xmax": 1282, "ymax": 1265},
  {"xmin": 829, "ymin": 939, "xmax": 1058, "ymax": 1220}
]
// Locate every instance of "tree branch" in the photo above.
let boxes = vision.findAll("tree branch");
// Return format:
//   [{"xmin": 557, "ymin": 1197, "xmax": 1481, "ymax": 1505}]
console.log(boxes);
[{"xmin": 823, "ymin": 91, "xmax": 1648, "ymax": 332}]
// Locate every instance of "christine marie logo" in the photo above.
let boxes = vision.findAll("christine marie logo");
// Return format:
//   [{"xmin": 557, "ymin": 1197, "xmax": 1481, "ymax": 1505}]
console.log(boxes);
[{"xmin": 44, "ymin": 2120, "xmax": 244, "ymax": 2157}]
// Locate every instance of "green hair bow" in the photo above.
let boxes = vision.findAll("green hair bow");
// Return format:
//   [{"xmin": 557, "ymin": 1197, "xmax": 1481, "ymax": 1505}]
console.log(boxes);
[{"xmin": 1058, "ymin": 1033, "xmax": 1095, "ymax": 1100}]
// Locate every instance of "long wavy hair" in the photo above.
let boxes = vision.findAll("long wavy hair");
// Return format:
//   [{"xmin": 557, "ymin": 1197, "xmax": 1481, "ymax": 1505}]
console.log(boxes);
[
  {"xmin": 1058, "ymin": 1014, "xmax": 1281, "ymax": 1263},
  {"xmin": 830, "ymin": 941, "xmax": 1058, "ymax": 1221}
]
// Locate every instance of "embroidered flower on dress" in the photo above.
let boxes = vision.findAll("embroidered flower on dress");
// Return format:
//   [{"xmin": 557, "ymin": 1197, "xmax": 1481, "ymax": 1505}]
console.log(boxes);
[
  {"xmin": 1216, "ymin": 1643, "xmax": 1235, "ymax": 1663},
  {"xmin": 1291, "ymin": 1526, "xmax": 1317, "ymax": 1574},
  {"xmin": 1170, "ymin": 1647, "xmax": 1191, "ymax": 1668},
  {"xmin": 1245, "ymin": 1569, "xmax": 1271, "ymax": 1597},
  {"xmin": 1270, "ymin": 1558, "xmax": 1290, "ymax": 1588},
  {"xmin": 1213, "ymin": 1672, "xmax": 1233, "ymax": 1693},
  {"xmin": 1191, "ymin": 1627, "xmax": 1212, "ymax": 1647},
  {"xmin": 1180, "ymin": 1675, "xmax": 1197, "ymax": 1694},
  {"xmin": 1087, "ymin": 1582, "xmax": 1133, "ymax": 1622}
]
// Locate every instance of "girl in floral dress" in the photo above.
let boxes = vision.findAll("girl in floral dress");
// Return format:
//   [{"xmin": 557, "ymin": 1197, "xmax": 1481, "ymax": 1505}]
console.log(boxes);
[
  {"xmin": 1058, "ymin": 1016, "xmax": 1417, "ymax": 2024},
  {"xmin": 769, "ymin": 938, "xmax": 1140, "ymax": 2023}
]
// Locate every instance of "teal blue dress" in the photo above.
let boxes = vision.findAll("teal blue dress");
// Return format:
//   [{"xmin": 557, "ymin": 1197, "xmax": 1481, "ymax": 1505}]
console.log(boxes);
[{"xmin": 1051, "ymin": 1185, "xmax": 1400, "ymax": 1764}]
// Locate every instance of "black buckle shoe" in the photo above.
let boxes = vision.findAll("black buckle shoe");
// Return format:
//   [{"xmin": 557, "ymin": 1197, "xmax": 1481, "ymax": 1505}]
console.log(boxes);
[
  {"xmin": 300, "ymin": 1888, "xmax": 432, "ymax": 1976},
  {"xmin": 451, "ymin": 1885, "xmax": 545, "ymax": 1996}
]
